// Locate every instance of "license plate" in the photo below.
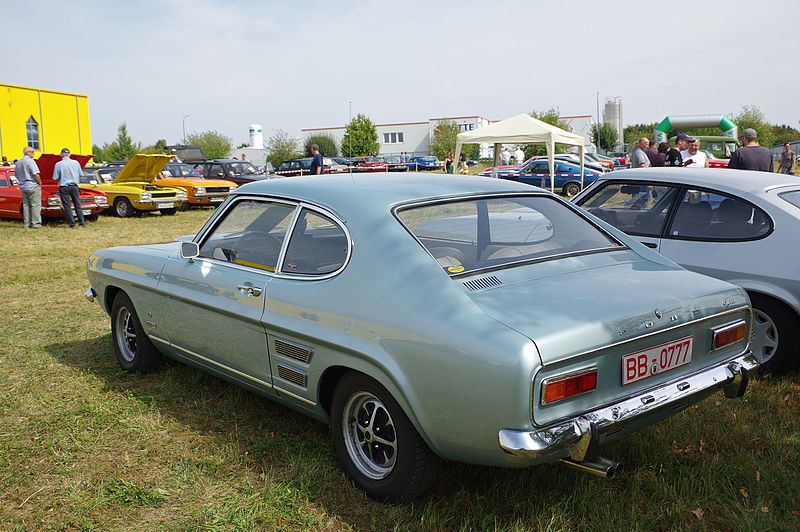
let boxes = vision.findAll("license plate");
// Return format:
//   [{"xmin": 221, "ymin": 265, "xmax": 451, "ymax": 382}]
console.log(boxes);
[
  {"xmin": 157, "ymin": 202, "xmax": 175, "ymax": 209},
  {"xmin": 622, "ymin": 336, "xmax": 693, "ymax": 385}
]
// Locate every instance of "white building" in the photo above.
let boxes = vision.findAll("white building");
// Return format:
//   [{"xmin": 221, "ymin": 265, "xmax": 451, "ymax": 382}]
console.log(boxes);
[
  {"xmin": 301, "ymin": 114, "xmax": 595, "ymax": 159},
  {"xmin": 302, "ymin": 115, "xmax": 494, "ymax": 158}
]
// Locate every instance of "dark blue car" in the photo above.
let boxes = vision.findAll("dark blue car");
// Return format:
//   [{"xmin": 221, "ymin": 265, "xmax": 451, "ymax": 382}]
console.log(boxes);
[
  {"xmin": 406, "ymin": 156, "xmax": 440, "ymax": 171},
  {"xmin": 480, "ymin": 159, "xmax": 601, "ymax": 197}
]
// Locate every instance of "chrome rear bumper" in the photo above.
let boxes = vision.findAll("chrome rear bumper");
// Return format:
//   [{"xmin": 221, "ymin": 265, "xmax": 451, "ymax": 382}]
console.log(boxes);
[{"xmin": 498, "ymin": 351, "xmax": 757, "ymax": 461}]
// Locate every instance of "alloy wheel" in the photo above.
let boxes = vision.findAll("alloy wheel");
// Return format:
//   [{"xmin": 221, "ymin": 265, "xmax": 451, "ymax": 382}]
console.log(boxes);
[
  {"xmin": 342, "ymin": 391, "xmax": 397, "ymax": 480},
  {"xmin": 114, "ymin": 306, "xmax": 138, "ymax": 362}
]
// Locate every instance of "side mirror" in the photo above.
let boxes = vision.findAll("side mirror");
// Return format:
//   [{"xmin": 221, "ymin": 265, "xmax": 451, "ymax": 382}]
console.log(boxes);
[{"xmin": 180, "ymin": 241, "xmax": 200, "ymax": 260}]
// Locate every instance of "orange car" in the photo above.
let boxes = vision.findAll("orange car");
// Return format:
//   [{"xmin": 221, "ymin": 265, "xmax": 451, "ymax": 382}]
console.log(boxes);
[{"xmin": 154, "ymin": 159, "xmax": 237, "ymax": 207}]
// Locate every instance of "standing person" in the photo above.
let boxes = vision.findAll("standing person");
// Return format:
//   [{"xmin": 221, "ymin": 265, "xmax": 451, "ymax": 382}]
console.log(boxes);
[
  {"xmin": 727, "ymin": 128, "xmax": 773, "ymax": 172},
  {"xmin": 645, "ymin": 139, "xmax": 659, "ymax": 166},
  {"xmin": 1, "ymin": 155, "xmax": 10, "ymax": 166},
  {"xmin": 514, "ymin": 146, "xmax": 525, "ymax": 166},
  {"xmin": 681, "ymin": 139, "xmax": 707, "ymax": 168},
  {"xmin": 443, "ymin": 152, "xmax": 453, "ymax": 174},
  {"xmin": 631, "ymin": 138, "xmax": 651, "ymax": 168},
  {"xmin": 652, "ymin": 142, "xmax": 669, "ymax": 167},
  {"xmin": 501, "ymin": 147, "xmax": 510, "ymax": 165},
  {"xmin": 53, "ymin": 148, "xmax": 86, "ymax": 228},
  {"xmin": 14, "ymin": 146, "xmax": 42, "ymax": 228},
  {"xmin": 458, "ymin": 151, "xmax": 468, "ymax": 174},
  {"xmin": 665, "ymin": 134, "xmax": 691, "ymax": 167},
  {"xmin": 778, "ymin": 143, "xmax": 796, "ymax": 174},
  {"xmin": 309, "ymin": 144, "xmax": 323, "ymax": 175}
]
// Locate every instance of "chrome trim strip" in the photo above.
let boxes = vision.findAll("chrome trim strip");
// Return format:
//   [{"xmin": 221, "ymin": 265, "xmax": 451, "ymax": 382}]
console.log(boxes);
[
  {"xmin": 554, "ymin": 305, "xmax": 751, "ymax": 367},
  {"xmin": 764, "ymin": 183, "xmax": 800, "ymax": 192},
  {"xmin": 501, "ymin": 350, "xmax": 758, "ymax": 460},
  {"xmin": 274, "ymin": 385, "xmax": 317, "ymax": 406},
  {"xmin": 540, "ymin": 366, "xmax": 597, "ymax": 406},
  {"xmin": 149, "ymin": 335, "xmax": 274, "ymax": 389}
]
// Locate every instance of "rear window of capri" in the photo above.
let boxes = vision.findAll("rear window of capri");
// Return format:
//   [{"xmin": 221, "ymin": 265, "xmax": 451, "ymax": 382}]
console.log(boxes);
[{"xmin": 397, "ymin": 195, "xmax": 621, "ymax": 275}]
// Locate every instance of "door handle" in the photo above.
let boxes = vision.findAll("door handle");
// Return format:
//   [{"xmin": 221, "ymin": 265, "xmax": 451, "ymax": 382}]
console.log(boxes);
[
  {"xmin": 236, "ymin": 283, "xmax": 263, "ymax": 297},
  {"xmin": 640, "ymin": 241, "xmax": 658, "ymax": 249}
]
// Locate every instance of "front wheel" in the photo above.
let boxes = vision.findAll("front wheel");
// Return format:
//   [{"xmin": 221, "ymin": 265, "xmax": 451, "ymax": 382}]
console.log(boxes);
[
  {"xmin": 161, "ymin": 207, "xmax": 178, "ymax": 216},
  {"xmin": 748, "ymin": 293, "xmax": 800, "ymax": 373},
  {"xmin": 331, "ymin": 373, "xmax": 438, "ymax": 502},
  {"xmin": 562, "ymin": 181, "xmax": 581, "ymax": 198},
  {"xmin": 110, "ymin": 292, "xmax": 162, "ymax": 373},
  {"xmin": 113, "ymin": 197, "xmax": 135, "ymax": 218}
]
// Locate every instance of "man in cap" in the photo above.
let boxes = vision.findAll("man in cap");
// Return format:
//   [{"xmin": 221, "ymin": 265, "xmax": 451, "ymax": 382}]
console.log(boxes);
[
  {"xmin": 53, "ymin": 148, "xmax": 86, "ymax": 227},
  {"xmin": 681, "ymin": 139, "xmax": 708, "ymax": 168},
  {"xmin": 14, "ymin": 146, "xmax": 42, "ymax": 228},
  {"xmin": 664, "ymin": 134, "xmax": 691, "ymax": 167},
  {"xmin": 727, "ymin": 128, "xmax": 773, "ymax": 172}
]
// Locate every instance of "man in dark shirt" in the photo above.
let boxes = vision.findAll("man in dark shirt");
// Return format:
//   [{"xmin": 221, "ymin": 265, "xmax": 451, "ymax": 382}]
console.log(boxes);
[
  {"xmin": 645, "ymin": 139, "xmax": 659, "ymax": 166},
  {"xmin": 664, "ymin": 133, "xmax": 691, "ymax": 167},
  {"xmin": 309, "ymin": 144, "xmax": 323, "ymax": 175},
  {"xmin": 727, "ymin": 128, "xmax": 774, "ymax": 172}
]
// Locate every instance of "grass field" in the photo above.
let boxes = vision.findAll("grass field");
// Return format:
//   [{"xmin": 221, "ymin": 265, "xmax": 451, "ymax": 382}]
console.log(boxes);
[{"xmin": 1, "ymin": 209, "xmax": 799, "ymax": 531}]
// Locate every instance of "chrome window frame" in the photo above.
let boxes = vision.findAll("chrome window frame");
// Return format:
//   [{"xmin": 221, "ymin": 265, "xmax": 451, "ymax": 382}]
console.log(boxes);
[
  {"xmin": 192, "ymin": 193, "xmax": 353, "ymax": 281},
  {"xmin": 392, "ymin": 191, "xmax": 627, "ymax": 279}
]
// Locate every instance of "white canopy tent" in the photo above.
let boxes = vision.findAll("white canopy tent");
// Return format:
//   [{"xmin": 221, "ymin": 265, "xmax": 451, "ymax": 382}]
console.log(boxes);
[{"xmin": 453, "ymin": 113, "xmax": 586, "ymax": 193}]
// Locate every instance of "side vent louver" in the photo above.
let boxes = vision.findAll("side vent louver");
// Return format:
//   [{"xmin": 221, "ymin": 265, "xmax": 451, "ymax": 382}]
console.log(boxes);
[
  {"xmin": 277, "ymin": 365, "xmax": 307, "ymax": 387},
  {"xmin": 274, "ymin": 338, "xmax": 313, "ymax": 364},
  {"xmin": 463, "ymin": 275, "xmax": 503, "ymax": 291}
]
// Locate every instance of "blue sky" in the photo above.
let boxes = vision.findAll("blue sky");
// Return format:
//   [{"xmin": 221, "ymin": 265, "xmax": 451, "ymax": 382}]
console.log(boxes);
[{"xmin": 4, "ymin": 0, "xmax": 798, "ymax": 146}]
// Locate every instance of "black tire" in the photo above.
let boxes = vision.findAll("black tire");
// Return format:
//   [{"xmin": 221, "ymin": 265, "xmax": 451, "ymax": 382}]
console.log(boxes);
[
  {"xmin": 562, "ymin": 181, "xmax": 581, "ymax": 198},
  {"xmin": 331, "ymin": 372, "xmax": 439, "ymax": 502},
  {"xmin": 113, "ymin": 197, "xmax": 135, "ymax": 218},
  {"xmin": 748, "ymin": 293, "xmax": 800, "ymax": 373},
  {"xmin": 85, "ymin": 213, "xmax": 99, "ymax": 222},
  {"xmin": 161, "ymin": 207, "xmax": 178, "ymax": 216},
  {"xmin": 179, "ymin": 202, "xmax": 191, "ymax": 212},
  {"xmin": 110, "ymin": 292, "xmax": 162, "ymax": 373}
]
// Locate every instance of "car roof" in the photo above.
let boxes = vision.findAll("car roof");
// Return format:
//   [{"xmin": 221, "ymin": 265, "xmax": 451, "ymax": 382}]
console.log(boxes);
[
  {"xmin": 233, "ymin": 172, "xmax": 541, "ymax": 210},
  {"xmin": 596, "ymin": 168, "xmax": 800, "ymax": 196}
]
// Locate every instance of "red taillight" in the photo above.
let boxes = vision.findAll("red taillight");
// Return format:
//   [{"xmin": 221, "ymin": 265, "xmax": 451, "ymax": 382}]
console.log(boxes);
[
  {"xmin": 713, "ymin": 320, "xmax": 747, "ymax": 350},
  {"xmin": 542, "ymin": 369, "xmax": 598, "ymax": 405}
]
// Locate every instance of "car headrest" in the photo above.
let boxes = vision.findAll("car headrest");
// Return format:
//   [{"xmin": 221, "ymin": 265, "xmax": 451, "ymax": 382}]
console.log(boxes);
[{"xmin": 716, "ymin": 199, "xmax": 751, "ymax": 223}]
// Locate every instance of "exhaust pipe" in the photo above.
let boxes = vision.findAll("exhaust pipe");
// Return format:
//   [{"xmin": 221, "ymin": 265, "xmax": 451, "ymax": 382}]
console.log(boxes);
[{"xmin": 560, "ymin": 456, "xmax": 623, "ymax": 479}]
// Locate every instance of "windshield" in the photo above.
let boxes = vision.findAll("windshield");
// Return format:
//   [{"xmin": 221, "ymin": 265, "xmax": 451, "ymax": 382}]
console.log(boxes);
[
  {"xmin": 227, "ymin": 162, "xmax": 258, "ymax": 175},
  {"xmin": 164, "ymin": 163, "xmax": 202, "ymax": 177},
  {"xmin": 397, "ymin": 195, "xmax": 621, "ymax": 276}
]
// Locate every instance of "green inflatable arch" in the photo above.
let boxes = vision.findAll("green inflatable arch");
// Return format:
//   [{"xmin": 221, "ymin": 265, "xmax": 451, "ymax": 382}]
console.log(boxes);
[{"xmin": 653, "ymin": 115, "xmax": 737, "ymax": 143}]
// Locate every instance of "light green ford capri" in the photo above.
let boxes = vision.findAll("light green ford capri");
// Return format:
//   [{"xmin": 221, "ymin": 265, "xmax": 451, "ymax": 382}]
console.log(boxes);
[{"xmin": 85, "ymin": 173, "xmax": 757, "ymax": 501}]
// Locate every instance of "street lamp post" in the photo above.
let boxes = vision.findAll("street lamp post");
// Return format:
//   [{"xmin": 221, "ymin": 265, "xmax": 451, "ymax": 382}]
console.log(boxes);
[{"xmin": 182, "ymin": 114, "xmax": 190, "ymax": 145}]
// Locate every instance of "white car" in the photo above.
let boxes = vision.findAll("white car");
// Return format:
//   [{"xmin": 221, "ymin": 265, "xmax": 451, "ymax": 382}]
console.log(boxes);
[{"xmin": 574, "ymin": 167, "xmax": 800, "ymax": 372}]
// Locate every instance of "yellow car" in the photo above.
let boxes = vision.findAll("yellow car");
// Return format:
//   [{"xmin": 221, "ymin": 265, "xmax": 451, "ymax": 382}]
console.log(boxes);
[
  {"xmin": 81, "ymin": 155, "xmax": 188, "ymax": 217},
  {"xmin": 154, "ymin": 160, "xmax": 237, "ymax": 207}
]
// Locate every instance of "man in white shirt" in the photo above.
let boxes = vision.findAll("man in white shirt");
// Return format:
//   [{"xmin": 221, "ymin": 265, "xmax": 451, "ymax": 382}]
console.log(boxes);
[
  {"xmin": 681, "ymin": 139, "xmax": 707, "ymax": 168},
  {"xmin": 501, "ymin": 147, "xmax": 510, "ymax": 165},
  {"xmin": 514, "ymin": 147, "xmax": 525, "ymax": 166}
]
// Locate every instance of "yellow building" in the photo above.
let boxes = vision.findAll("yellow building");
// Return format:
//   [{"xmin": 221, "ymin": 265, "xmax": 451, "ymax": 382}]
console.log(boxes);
[{"xmin": 0, "ymin": 83, "xmax": 92, "ymax": 160}]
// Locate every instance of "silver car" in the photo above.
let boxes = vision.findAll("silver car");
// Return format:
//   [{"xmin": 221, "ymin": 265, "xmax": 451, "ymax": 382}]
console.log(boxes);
[{"xmin": 574, "ymin": 167, "xmax": 800, "ymax": 372}]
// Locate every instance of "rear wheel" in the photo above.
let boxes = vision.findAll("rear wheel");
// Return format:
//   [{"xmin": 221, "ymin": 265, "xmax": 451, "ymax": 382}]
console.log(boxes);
[
  {"xmin": 113, "ymin": 197, "xmax": 134, "ymax": 218},
  {"xmin": 562, "ymin": 181, "xmax": 581, "ymax": 198},
  {"xmin": 748, "ymin": 292, "xmax": 800, "ymax": 373},
  {"xmin": 331, "ymin": 372, "xmax": 438, "ymax": 502},
  {"xmin": 161, "ymin": 207, "xmax": 178, "ymax": 216},
  {"xmin": 110, "ymin": 292, "xmax": 162, "ymax": 373}
]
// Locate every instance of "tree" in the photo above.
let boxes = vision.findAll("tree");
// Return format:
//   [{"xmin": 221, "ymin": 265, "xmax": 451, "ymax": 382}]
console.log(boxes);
[
  {"xmin": 141, "ymin": 138, "xmax": 168, "ymax": 155},
  {"xmin": 304, "ymin": 134, "xmax": 339, "ymax": 157},
  {"xmin": 266, "ymin": 129, "xmax": 301, "ymax": 167},
  {"xmin": 186, "ymin": 130, "xmax": 233, "ymax": 160},
  {"xmin": 733, "ymin": 105, "xmax": 775, "ymax": 148},
  {"xmin": 592, "ymin": 122, "xmax": 619, "ymax": 153},
  {"xmin": 523, "ymin": 108, "xmax": 573, "ymax": 158},
  {"xmin": 104, "ymin": 123, "xmax": 140, "ymax": 161},
  {"xmin": 429, "ymin": 120, "xmax": 460, "ymax": 160},
  {"xmin": 623, "ymin": 123, "xmax": 658, "ymax": 146},
  {"xmin": 341, "ymin": 114, "xmax": 379, "ymax": 157},
  {"xmin": 91, "ymin": 143, "xmax": 107, "ymax": 162},
  {"xmin": 771, "ymin": 124, "xmax": 800, "ymax": 146},
  {"xmin": 236, "ymin": 141, "xmax": 250, "ymax": 149}
]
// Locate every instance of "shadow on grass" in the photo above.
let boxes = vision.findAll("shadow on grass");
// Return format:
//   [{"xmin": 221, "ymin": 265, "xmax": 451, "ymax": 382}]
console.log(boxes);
[{"xmin": 43, "ymin": 334, "xmax": 678, "ymax": 529}]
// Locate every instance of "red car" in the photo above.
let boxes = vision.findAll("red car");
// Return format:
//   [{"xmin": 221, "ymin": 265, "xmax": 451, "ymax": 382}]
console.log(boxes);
[
  {"xmin": 351, "ymin": 156, "xmax": 388, "ymax": 172},
  {"xmin": 0, "ymin": 155, "xmax": 108, "ymax": 221},
  {"xmin": 704, "ymin": 151, "xmax": 730, "ymax": 168}
]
